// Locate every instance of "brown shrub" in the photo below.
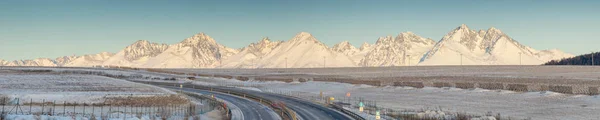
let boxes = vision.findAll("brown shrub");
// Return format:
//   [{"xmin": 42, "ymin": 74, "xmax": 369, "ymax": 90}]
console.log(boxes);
[
  {"xmin": 589, "ymin": 87, "xmax": 600, "ymax": 95},
  {"xmin": 394, "ymin": 82, "xmax": 425, "ymax": 88},
  {"xmin": 214, "ymin": 74, "xmax": 233, "ymax": 79},
  {"xmin": 235, "ymin": 76, "xmax": 249, "ymax": 81},
  {"xmin": 549, "ymin": 85, "xmax": 573, "ymax": 94},
  {"xmin": 455, "ymin": 82, "xmax": 475, "ymax": 89},
  {"xmin": 506, "ymin": 84, "xmax": 528, "ymax": 92},
  {"xmin": 298, "ymin": 78, "xmax": 308, "ymax": 82},
  {"xmin": 478, "ymin": 83, "xmax": 504, "ymax": 90},
  {"xmin": 0, "ymin": 95, "xmax": 9, "ymax": 105},
  {"xmin": 104, "ymin": 94, "xmax": 190, "ymax": 106},
  {"xmin": 433, "ymin": 82, "xmax": 451, "ymax": 88}
]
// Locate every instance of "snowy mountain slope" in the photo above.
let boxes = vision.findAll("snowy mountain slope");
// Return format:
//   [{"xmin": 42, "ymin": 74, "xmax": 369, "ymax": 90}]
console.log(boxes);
[
  {"xmin": 103, "ymin": 40, "xmax": 169, "ymax": 67},
  {"xmin": 1, "ymin": 25, "xmax": 574, "ymax": 67},
  {"xmin": 419, "ymin": 24, "xmax": 573, "ymax": 65},
  {"xmin": 220, "ymin": 37, "xmax": 282, "ymax": 68},
  {"xmin": 535, "ymin": 49, "xmax": 573, "ymax": 62},
  {"xmin": 332, "ymin": 41, "xmax": 359, "ymax": 56},
  {"xmin": 142, "ymin": 33, "xmax": 239, "ymax": 68},
  {"xmin": 359, "ymin": 42, "xmax": 372, "ymax": 51},
  {"xmin": 64, "ymin": 52, "xmax": 115, "ymax": 67},
  {"xmin": 359, "ymin": 32, "xmax": 436, "ymax": 66},
  {"xmin": 54, "ymin": 56, "xmax": 77, "ymax": 66},
  {"xmin": 0, "ymin": 58, "xmax": 58, "ymax": 66},
  {"xmin": 345, "ymin": 42, "xmax": 375, "ymax": 64},
  {"xmin": 29, "ymin": 58, "xmax": 59, "ymax": 66},
  {"xmin": 257, "ymin": 32, "xmax": 357, "ymax": 68}
]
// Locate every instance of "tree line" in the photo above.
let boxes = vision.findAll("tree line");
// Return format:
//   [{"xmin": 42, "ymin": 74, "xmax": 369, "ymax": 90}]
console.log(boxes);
[{"xmin": 544, "ymin": 52, "xmax": 598, "ymax": 65}]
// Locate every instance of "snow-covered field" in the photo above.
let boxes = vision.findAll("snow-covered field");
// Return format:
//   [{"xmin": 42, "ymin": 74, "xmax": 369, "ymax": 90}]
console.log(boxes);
[
  {"xmin": 181, "ymin": 74, "xmax": 600, "ymax": 120},
  {"xmin": 4, "ymin": 66, "xmax": 600, "ymax": 119},
  {"xmin": 260, "ymin": 81, "xmax": 600, "ymax": 119},
  {"xmin": 0, "ymin": 68, "xmax": 223, "ymax": 120},
  {"xmin": 0, "ymin": 69, "xmax": 175, "ymax": 104},
  {"xmin": 165, "ymin": 66, "xmax": 600, "ymax": 86}
]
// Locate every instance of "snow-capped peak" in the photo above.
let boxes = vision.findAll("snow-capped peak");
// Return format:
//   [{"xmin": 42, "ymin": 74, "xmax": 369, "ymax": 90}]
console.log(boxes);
[
  {"xmin": 243, "ymin": 37, "xmax": 281, "ymax": 54},
  {"xmin": 360, "ymin": 32, "xmax": 436, "ymax": 66},
  {"xmin": 290, "ymin": 32, "xmax": 318, "ymax": 42},
  {"xmin": 458, "ymin": 24, "xmax": 470, "ymax": 30},
  {"xmin": 487, "ymin": 27, "xmax": 503, "ymax": 33},
  {"xmin": 400, "ymin": 31, "xmax": 416, "ymax": 36},
  {"xmin": 332, "ymin": 41, "xmax": 358, "ymax": 55},
  {"xmin": 420, "ymin": 24, "xmax": 573, "ymax": 65},
  {"xmin": 133, "ymin": 40, "xmax": 149, "ymax": 45},
  {"xmin": 260, "ymin": 37, "xmax": 271, "ymax": 43},
  {"xmin": 122, "ymin": 40, "xmax": 169, "ymax": 61},
  {"xmin": 181, "ymin": 32, "xmax": 217, "ymax": 45},
  {"xmin": 396, "ymin": 32, "xmax": 435, "ymax": 45},
  {"xmin": 360, "ymin": 42, "xmax": 372, "ymax": 51},
  {"xmin": 334, "ymin": 41, "xmax": 353, "ymax": 47}
]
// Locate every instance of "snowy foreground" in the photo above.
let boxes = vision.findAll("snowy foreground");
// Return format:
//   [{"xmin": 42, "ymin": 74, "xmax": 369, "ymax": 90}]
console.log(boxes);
[
  {"xmin": 0, "ymin": 70, "xmax": 173, "ymax": 103},
  {"xmin": 189, "ymin": 74, "xmax": 600, "ymax": 120},
  {"xmin": 3, "ymin": 67, "xmax": 600, "ymax": 119},
  {"xmin": 1, "ymin": 25, "xmax": 572, "ymax": 68},
  {"xmin": 0, "ymin": 68, "xmax": 222, "ymax": 120}
]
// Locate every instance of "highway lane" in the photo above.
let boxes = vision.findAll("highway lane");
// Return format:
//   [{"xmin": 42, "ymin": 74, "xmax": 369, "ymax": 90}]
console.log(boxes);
[
  {"xmin": 161, "ymin": 85, "xmax": 281, "ymax": 120},
  {"xmin": 140, "ymin": 81, "xmax": 354, "ymax": 120},
  {"xmin": 209, "ymin": 86, "xmax": 355, "ymax": 120}
]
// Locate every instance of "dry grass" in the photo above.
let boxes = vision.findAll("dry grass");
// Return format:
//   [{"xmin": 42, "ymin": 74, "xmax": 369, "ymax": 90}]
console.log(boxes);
[
  {"xmin": 104, "ymin": 94, "xmax": 190, "ymax": 106},
  {"xmin": 0, "ymin": 94, "xmax": 9, "ymax": 105},
  {"xmin": 394, "ymin": 82, "xmax": 425, "ymax": 88}
]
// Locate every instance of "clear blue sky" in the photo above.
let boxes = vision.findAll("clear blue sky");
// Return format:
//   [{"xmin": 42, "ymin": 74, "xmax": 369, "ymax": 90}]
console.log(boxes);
[{"xmin": 1, "ymin": 0, "xmax": 599, "ymax": 60}]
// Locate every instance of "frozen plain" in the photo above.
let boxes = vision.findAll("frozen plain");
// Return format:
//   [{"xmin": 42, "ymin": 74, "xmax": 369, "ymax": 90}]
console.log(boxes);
[
  {"xmin": 0, "ymin": 70, "xmax": 173, "ymax": 103},
  {"xmin": 163, "ymin": 65, "xmax": 600, "ymax": 120},
  {"xmin": 3, "ymin": 66, "xmax": 600, "ymax": 119},
  {"xmin": 0, "ymin": 68, "xmax": 220, "ymax": 120}
]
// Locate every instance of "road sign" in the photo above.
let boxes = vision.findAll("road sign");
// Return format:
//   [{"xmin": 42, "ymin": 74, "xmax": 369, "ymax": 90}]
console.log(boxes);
[
  {"xmin": 376, "ymin": 110, "xmax": 381, "ymax": 120},
  {"xmin": 359, "ymin": 102, "xmax": 364, "ymax": 112},
  {"xmin": 319, "ymin": 91, "xmax": 323, "ymax": 98}
]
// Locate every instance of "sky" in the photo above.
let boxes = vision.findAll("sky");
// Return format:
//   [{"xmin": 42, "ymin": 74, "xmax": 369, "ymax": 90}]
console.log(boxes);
[{"xmin": 1, "ymin": 0, "xmax": 599, "ymax": 61}]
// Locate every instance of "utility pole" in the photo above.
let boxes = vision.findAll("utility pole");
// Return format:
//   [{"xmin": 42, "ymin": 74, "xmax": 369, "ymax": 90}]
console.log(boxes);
[
  {"xmin": 259, "ymin": 56, "xmax": 263, "ymax": 69},
  {"xmin": 519, "ymin": 52, "xmax": 522, "ymax": 65},
  {"xmin": 460, "ymin": 53, "xmax": 463, "ymax": 66},
  {"xmin": 407, "ymin": 55, "xmax": 411, "ymax": 66},
  {"xmin": 323, "ymin": 56, "xmax": 326, "ymax": 68},
  {"xmin": 285, "ymin": 57, "xmax": 288, "ymax": 68}
]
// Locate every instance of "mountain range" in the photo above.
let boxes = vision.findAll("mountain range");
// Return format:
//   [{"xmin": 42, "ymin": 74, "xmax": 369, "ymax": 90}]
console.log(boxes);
[{"xmin": 0, "ymin": 24, "xmax": 573, "ymax": 68}]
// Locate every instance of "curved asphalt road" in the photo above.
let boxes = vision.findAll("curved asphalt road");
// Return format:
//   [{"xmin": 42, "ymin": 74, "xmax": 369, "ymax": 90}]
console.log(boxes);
[
  {"xmin": 141, "ymin": 81, "xmax": 354, "ymax": 120},
  {"xmin": 215, "ymin": 86, "xmax": 354, "ymax": 120},
  {"xmin": 161, "ymin": 85, "xmax": 280, "ymax": 120}
]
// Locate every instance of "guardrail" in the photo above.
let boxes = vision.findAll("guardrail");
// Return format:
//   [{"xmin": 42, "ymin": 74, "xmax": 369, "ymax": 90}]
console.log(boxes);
[
  {"xmin": 181, "ymin": 92, "xmax": 232, "ymax": 120},
  {"xmin": 134, "ymin": 80, "xmax": 297, "ymax": 120},
  {"xmin": 273, "ymin": 91, "xmax": 364, "ymax": 120},
  {"xmin": 329, "ymin": 104, "xmax": 365, "ymax": 120}
]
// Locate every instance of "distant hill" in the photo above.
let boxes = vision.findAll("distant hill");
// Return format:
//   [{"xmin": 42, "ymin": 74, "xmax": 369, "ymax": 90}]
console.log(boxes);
[{"xmin": 544, "ymin": 52, "xmax": 598, "ymax": 65}]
